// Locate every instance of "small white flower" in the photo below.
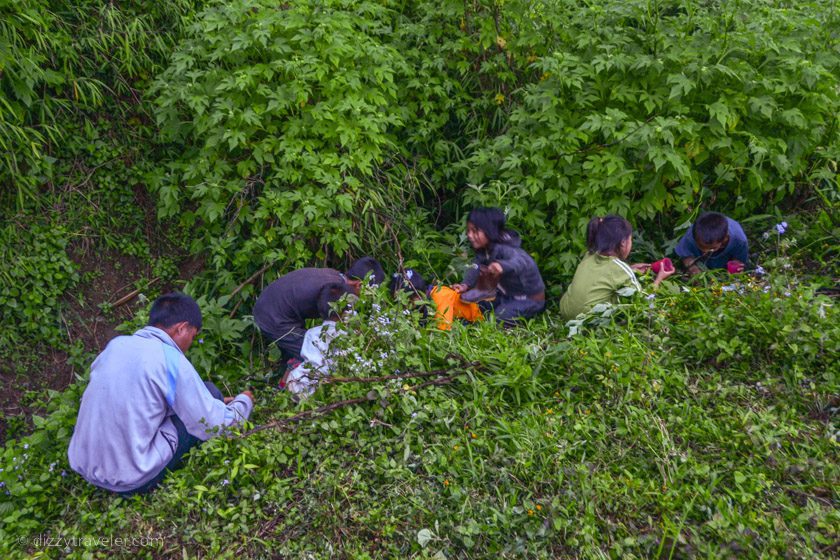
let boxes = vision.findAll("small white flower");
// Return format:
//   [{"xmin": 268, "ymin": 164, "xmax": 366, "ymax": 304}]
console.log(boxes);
[
  {"xmin": 221, "ymin": 479, "xmax": 230, "ymax": 486},
  {"xmin": 721, "ymin": 285, "xmax": 737, "ymax": 292},
  {"xmin": 754, "ymin": 265, "xmax": 766, "ymax": 275}
]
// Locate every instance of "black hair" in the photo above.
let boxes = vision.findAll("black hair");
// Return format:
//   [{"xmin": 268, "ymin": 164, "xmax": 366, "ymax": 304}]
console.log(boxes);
[
  {"xmin": 148, "ymin": 292, "xmax": 202, "ymax": 330},
  {"xmin": 389, "ymin": 269, "xmax": 428, "ymax": 297},
  {"xmin": 317, "ymin": 282, "xmax": 354, "ymax": 321},
  {"xmin": 467, "ymin": 207, "xmax": 507, "ymax": 244},
  {"xmin": 346, "ymin": 256, "xmax": 385, "ymax": 286},
  {"xmin": 586, "ymin": 215, "xmax": 633, "ymax": 255},
  {"xmin": 692, "ymin": 212, "xmax": 729, "ymax": 246}
]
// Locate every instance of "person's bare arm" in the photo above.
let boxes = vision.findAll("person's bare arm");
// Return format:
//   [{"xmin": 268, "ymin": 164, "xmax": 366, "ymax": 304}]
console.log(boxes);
[{"xmin": 653, "ymin": 267, "xmax": 676, "ymax": 288}]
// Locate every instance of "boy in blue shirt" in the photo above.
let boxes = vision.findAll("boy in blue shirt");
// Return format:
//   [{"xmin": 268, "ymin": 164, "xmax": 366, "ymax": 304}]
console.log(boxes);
[{"xmin": 676, "ymin": 212, "xmax": 749, "ymax": 275}]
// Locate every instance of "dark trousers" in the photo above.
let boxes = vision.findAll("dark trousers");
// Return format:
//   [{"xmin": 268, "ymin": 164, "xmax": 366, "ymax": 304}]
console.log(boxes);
[
  {"xmin": 490, "ymin": 295, "xmax": 546, "ymax": 326},
  {"xmin": 260, "ymin": 325, "xmax": 305, "ymax": 362},
  {"xmin": 119, "ymin": 381, "xmax": 224, "ymax": 497}
]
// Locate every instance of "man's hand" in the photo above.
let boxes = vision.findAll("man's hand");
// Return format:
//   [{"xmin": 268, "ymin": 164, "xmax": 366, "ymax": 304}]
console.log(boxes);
[{"xmin": 487, "ymin": 262, "xmax": 504, "ymax": 276}]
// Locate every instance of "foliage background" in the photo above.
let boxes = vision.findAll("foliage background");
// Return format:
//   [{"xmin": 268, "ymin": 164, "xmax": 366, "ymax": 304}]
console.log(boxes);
[{"xmin": 0, "ymin": 0, "xmax": 837, "ymax": 558}]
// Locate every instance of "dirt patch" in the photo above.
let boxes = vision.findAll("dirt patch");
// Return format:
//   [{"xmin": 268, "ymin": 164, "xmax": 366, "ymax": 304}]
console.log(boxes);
[
  {"xmin": 0, "ymin": 245, "xmax": 150, "ymax": 441},
  {"xmin": 0, "ymin": 186, "xmax": 196, "ymax": 442}
]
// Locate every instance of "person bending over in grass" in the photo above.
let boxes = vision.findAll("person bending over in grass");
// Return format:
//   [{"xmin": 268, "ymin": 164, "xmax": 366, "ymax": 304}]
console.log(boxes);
[
  {"xmin": 390, "ymin": 268, "xmax": 484, "ymax": 331},
  {"xmin": 676, "ymin": 211, "xmax": 749, "ymax": 275},
  {"xmin": 451, "ymin": 207, "xmax": 546, "ymax": 325},
  {"xmin": 253, "ymin": 257, "xmax": 385, "ymax": 366},
  {"xmin": 68, "ymin": 293, "xmax": 255, "ymax": 496},
  {"xmin": 283, "ymin": 283, "xmax": 356, "ymax": 397},
  {"xmin": 560, "ymin": 215, "xmax": 675, "ymax": 321}
]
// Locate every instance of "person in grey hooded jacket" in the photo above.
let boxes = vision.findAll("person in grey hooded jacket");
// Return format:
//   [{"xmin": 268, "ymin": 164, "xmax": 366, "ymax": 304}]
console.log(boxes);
[
  {"xmin": 68, "ymin": 293, "xmax": 254, "ymax": 495},
  {"xmin": 452, "ymin": 207, "xmax": 546, "ymax": 324}
]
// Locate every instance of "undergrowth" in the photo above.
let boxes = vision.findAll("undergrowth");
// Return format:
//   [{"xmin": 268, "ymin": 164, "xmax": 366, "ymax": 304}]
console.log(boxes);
[{"xmin": 0, "ymin": 254, "xmax": 836, "ymax": 558}]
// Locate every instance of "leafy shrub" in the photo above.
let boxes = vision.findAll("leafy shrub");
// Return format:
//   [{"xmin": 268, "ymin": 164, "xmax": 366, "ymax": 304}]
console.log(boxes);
[
  {"xmin": 0, "ymin": 224, "xmax": 79, "ymax": 359},
  {"xmin": 148, "ymin": 0, "xmax": 840, "ymax": 292},
  {"xmin": 0, "ymin": 0, "xmax": 199, "ymax": 209},
  {"xmin": 151, "ymin": 0, "xmax": 419, "ymax": 286},
  {"xmin": 459, "ymin": 0, "xmax": 840, "ymax": 276}
]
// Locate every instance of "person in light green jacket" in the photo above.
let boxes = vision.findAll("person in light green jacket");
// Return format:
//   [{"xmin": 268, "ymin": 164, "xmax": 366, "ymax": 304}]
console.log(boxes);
[{"xmin": 560, "ymin": 215, "xmax": 675, "ymax": 321}]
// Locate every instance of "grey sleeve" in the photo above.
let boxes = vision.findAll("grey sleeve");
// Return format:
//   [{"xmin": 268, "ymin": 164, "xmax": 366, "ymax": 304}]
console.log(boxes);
[{"xmin": 169, "ymin": 353, "xmax": 253, "ymax": 440}]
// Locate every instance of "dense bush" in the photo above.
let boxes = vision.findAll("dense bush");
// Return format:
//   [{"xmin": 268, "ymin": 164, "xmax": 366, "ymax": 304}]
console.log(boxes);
[
  {"xmin": 0, "ymin": 0, "xmax": 199, "ymax": 209},
  {"xmin": 461, "ymin": 0, "xmax": 840, "ymax": 275},
  {"xmin": 152, "ymin": 0, "xmax": 414, "ymax": 286},
  {"xmin": 150, "ymin": 0, "xmax": 840, "ymax": 289}
]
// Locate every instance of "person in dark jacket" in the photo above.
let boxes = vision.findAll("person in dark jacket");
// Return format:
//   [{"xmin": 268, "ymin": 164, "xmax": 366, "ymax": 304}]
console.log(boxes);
[
  {"xmin": 452, "ymin": 207, "xmax": 546, "ymax": 324},
  {"xmin": 253, "ymin": 257, "xmax": 384, "ymax": 362}
]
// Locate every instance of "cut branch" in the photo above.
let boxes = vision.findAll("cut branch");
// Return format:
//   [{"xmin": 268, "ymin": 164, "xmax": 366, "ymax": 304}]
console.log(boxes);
[
  {"xmin": 240, "ymin": 362, "xmax": 477, "ymax": 437},
  {"xmin": 109, "ymin": 277, "xmax": 160, "ymax": 308}
]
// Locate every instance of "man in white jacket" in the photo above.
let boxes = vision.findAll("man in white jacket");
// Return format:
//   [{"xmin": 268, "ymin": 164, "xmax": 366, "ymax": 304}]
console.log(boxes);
[{"xmin": 68, "ymin": 293, "xmax": 254, "ymax": 495}]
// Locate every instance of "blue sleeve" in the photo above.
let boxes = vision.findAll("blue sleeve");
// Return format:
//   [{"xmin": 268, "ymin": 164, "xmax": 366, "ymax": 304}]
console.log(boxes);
[
  {"xmin": 493, "ymin": 246, "xmax": 530, "ymax": 275},
  {"xmin": 675, "ymin": 228, "xmax": 699, "ymax": 259},
  {"xmin": 728, "ymin": 220, "xmax": 750, "ymax": 263},
  {"xmin": 730, "ymin": 236, "xmax": 750, "ymax": 264}
]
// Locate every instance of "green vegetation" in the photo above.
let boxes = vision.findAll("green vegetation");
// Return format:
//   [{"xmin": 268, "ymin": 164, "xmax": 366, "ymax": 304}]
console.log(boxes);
[{"xmin": 0, "ymin": 0, "xmax": 837, "ymax": 558}]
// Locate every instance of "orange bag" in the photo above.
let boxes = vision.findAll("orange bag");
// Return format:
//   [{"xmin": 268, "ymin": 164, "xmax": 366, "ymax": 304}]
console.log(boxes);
[{"xmin": 429, "ymin": 286, "xmax": 484, "ymax": 331}]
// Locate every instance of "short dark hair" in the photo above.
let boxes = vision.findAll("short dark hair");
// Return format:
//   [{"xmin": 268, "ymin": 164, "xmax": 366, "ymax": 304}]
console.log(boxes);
[
  {"xmin": 467, "ymin": 207, "xmax": 507, "ymax": 244},
  {"xmin": 317, "ymin": 282, "xmax": 354, "ymax": 320},
  {"xmin": 693, "ymin": 212, "xmax": 729, "ymax": 245},
  {"xmin": 149, "ymin": 293, "xmax": 202, "ymax": 330},
  {"xmin": 586, "ymin": 215, "xmax": 633, "ymax": 255},
  {"xmin": 389, "ymin": 269, "xmax": 428, "ymax": 297},
  {"xmin": 347, "ymin": 256, "xmax": 385, "ymax": 286}
]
